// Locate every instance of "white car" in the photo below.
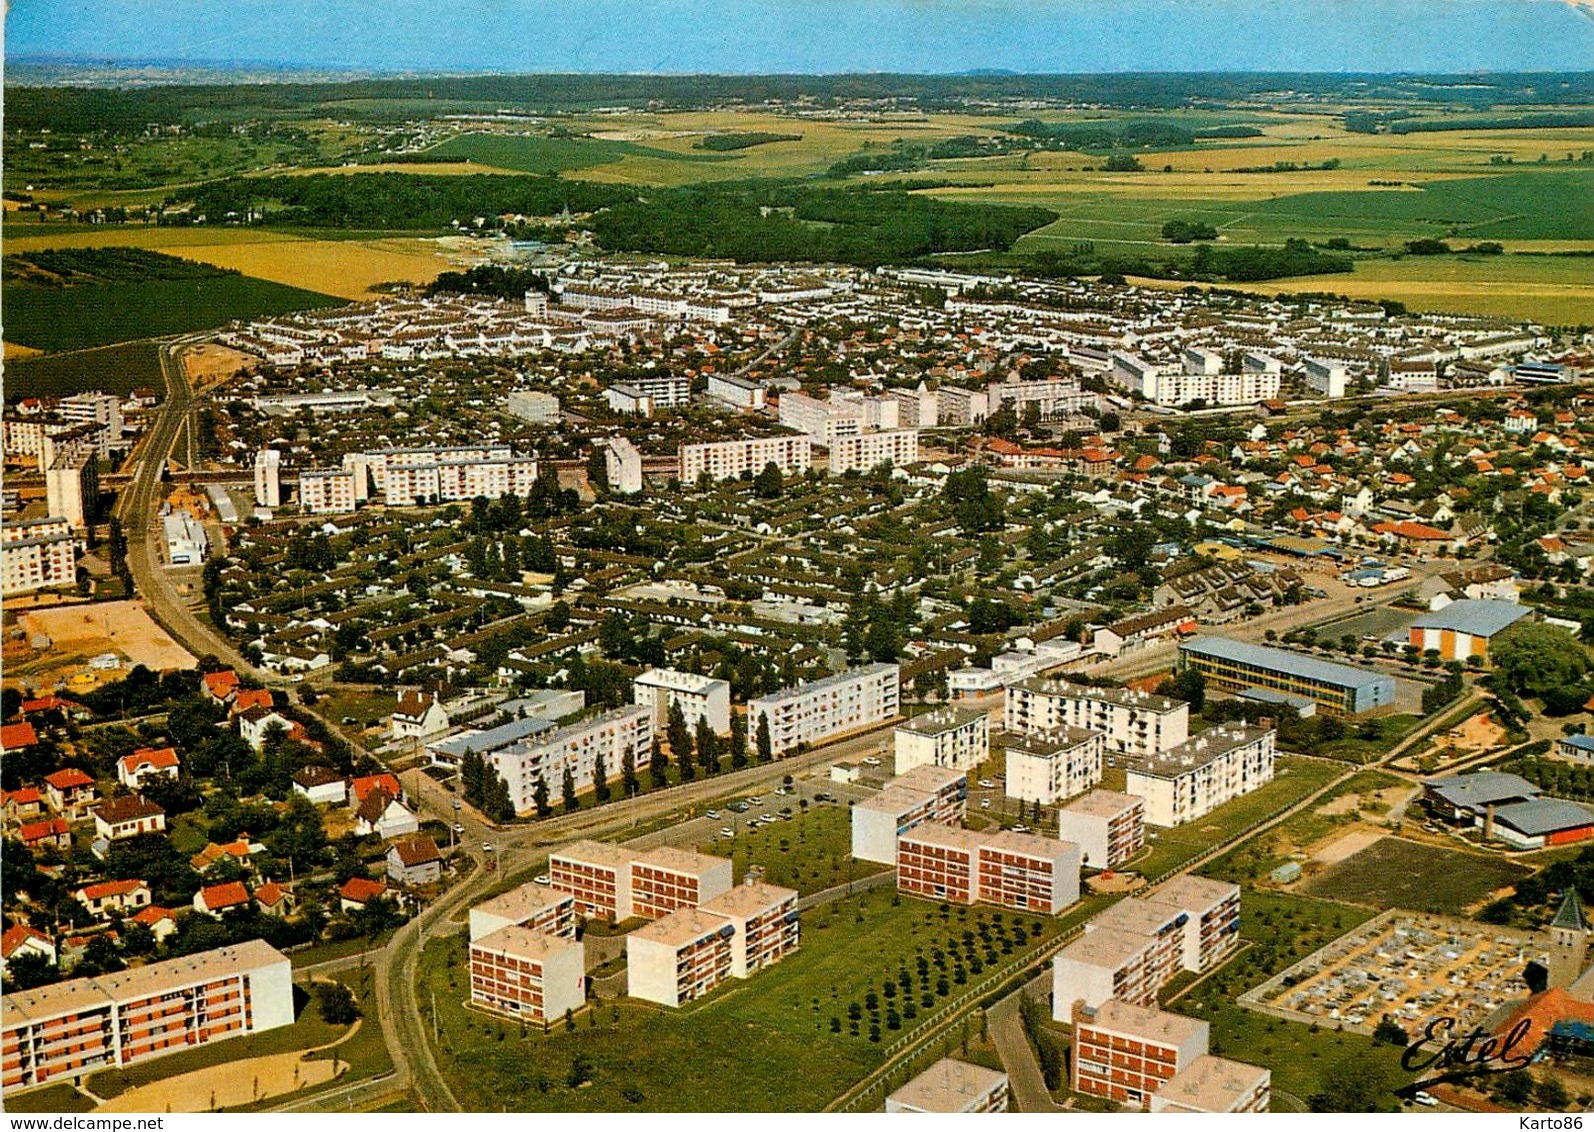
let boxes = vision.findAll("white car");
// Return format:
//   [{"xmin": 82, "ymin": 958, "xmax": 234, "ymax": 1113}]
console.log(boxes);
[
  {"xmin": 978, "ymin": 779, "xmax": 996, "ymax": 789},
  {"xmin": 719, "ymin": 827, "xmax": 735, "ymax": 838},
  {"xmin": 533, "ymin": 873, "xmax": 551, "ymax": 886},
  {"xmin": 761, "ymin": 813, "xmax": 777, "ymax": 822},
  {"xmin": 861, "ymin": 756, "xmax": 882, "ymax": 767},
  {"xmin": 1012, "ymin": 824, "xmax": 1031, "ymax": 834},
  {"xmin": 980, "ymin": 799, "xmax": 992, "ymax": 809},
  {"xmin": 706, "ymin": 809, "xmax": 721, "ymax": 819},
  {"xmin": 1413, "ymin": 1092, "xmax": 1438, "ymax": 1108}
]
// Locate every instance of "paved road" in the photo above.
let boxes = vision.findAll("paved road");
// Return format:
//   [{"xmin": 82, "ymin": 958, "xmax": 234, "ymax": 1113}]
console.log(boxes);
[{"xmin": 988, "ymin": 972, "xmax": 1062, "ymax": 1113}]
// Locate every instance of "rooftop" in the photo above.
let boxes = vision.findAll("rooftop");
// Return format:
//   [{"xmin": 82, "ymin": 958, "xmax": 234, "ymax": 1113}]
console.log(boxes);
[
  {"xmin": 1004, "ymin": 726, "xmax": 1101, "ymax": 759},
  {"xmin": 550, "ymin": 839, "xmax": 633, "ymax": 870},
  {"xmin": 1056, "ymin": 926, "xmax": 1155, "ymax": 969},
  {"xmin": 1011, "ymin": 676, "xmax": 1185, "ymax": 713},
  {"xmin": 701, "ymin": 881, "xmax": 799, "ymax": 918},
  {"xmin": 473, "ymin": 882, "xmax": 572, "ymax": 925},
  {"xmin": 1426, "ymin": 771, "xmax": 1540, "ymax": 810},
  {"xmin": 1181, "ymin": 636, "xmax": 1393, "ymax": 692},
  {"xmin": 629, "ymin": 908, "xmax": 735, "ymax": 949},
  {"xmin": 1125, "ymin": 725, "xmax": 1273, "ymax": 780},
  {"xmin": 1494, "ymin": 798, "xmax": 1594, "ymax": 838},
  {"xmin": 1155, "ymin": 1055, "xmax": 1270, "ymax": 1112},
  {"xmin": 1410, "ymin": 599, "xmax": 1532, "ymax": 638},
  {"xmin": 634, "ymin": 667, "xmax": 727, "ymax": 695},
  {"xmin": 1060, "ymin": 789, "xmax": 1143, "ymax": 819},
  {"xmin": 896, "ymin": 706, "xmax": 987, "ymax": 737},
  {"xmin": 1085, "ymin": 998, "xmax": 1208, "ymax": 1045},
  {"xmin": 472, "ymin": 923, "xmax": 582, "ymax": 963},
  {"xmin": 887, "ymin": 1057, "xmax": 1007, "ymax": 1112}
]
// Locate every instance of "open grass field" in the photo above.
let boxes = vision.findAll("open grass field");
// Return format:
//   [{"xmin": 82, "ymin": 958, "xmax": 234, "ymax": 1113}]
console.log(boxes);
[
  {"xmin": 418, "ymin": 889, "xmax": 1081, "ymax": 1111},
  {"xmin": 3, "ymin": 1083, "xmax": 99, "ymax": 1112},
  {"xmin": 4, "ymin": 226, "xmax": 462, "ymax": 300},
  {"xmin": 1302, "ymin": 837, "xmax": 1531, "ymax": 914},
  {"xmin": 4, "ymin": 339, "xmax": 163, "ymax": 400},
  {"xmin": 426, "ymin": 132, "xmax": 738, "ymax": 175},
  {"xmin": 1134, "ymin": 755, "xmax": 1345, "ymax": 880},
  {"xmin": 696, "ymin": 802, "xmax": 888, "ymax": 895},
  {"xmin": 3, "ymin": 273, "xmax": 340, "ymax": 352}
]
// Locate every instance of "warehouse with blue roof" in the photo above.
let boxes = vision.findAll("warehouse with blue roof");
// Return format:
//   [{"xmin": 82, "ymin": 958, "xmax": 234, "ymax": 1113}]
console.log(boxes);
[{"xmin": 1177, "ymin": 637, "xmax": 1395, "ymax": 715}]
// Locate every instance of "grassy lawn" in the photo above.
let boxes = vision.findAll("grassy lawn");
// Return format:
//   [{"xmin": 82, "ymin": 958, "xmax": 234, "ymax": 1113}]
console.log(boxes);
[
  {"xmin": 314, "ymin": 687, "xmax": 399, "ymax": 737},
  {"xmin": 417, "ymin": 890, "xmax": 1081, "ymax": 1111},
  {"xmin": 1173, "ymin": 889, "xmax": 1410, "ymax": 1106},
  {"xmin": 696, "ymin": 802, "xmax": 888, "ymax": 895},
  {"xmin": 288, "ymin": 929, "xmax": 395, "ymax": 969},
  {"xmin": 2, "ymin": 1083, "xmax": 98, "ymax": 1112},
  {"xmin": 1133, "ymin": 756, "xmax": 1345, "ymax": 880},
  {"xmin": 1302, "ymin": 837, "xmax": 1531, "ymax": 914},
  {"xmin": 88, "ymin": 982, "xmax": 347, "ymax": 1099},
  {"xmin": 1307, "ymin": 714, "xmax": 1424, "ymax": 764}
]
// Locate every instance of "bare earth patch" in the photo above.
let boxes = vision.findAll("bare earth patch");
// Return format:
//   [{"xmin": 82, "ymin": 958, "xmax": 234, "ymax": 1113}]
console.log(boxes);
[{"xmin": 17, "ymin": 600, "xmax": 196, "ymax": 676}]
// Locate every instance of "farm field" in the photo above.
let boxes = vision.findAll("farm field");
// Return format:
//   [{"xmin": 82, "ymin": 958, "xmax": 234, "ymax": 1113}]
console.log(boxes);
[
  {"xmin": 417, "ymin": 889, "xmax": 1084, "ymax": 1111},
  {"xmin": 2, "ymin": 340, "xmax": 164, "ymax": 400},
  {"xmin": 3, "ymin": 226, "xmax": 463, "ymax": 300},
  {"xmin": 1302, "ymin": 837, "xmax": 1531, "ymax": 914}
]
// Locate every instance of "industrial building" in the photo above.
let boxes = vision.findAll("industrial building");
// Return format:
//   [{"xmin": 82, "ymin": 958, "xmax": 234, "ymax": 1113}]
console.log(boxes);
[
  {"xmin": 1407, "ymin": 599, "xmax": 1531, "ymax": 663},
  {"xmin": 1177, "ymin": 637, "xmax": 1395, "ymax": 716}
]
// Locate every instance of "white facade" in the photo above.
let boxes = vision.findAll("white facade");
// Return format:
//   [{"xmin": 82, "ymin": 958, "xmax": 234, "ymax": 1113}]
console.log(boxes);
[
  {"xmin": 851, "ymin": 765, "xmax": 969, "ymax": 864},
  {"xmin": 487, "ymin": 705, "xmax": 653, "ymax": 815},
  {"xmin": 1, "ymin": 518, "xmax": 76, "ymax": 594},
  {"xmin": 1004, "ymin": 727, "xmax": 1106, "ymax": 804},
  {"xmin": 828, "ymin": 429, "xmax": 920, "ymax": 475},
  {"xmin": 1006, "ymin": 678, "xmax": 1189, "ymax": 759},
  {"xmin": 778, "ymin": 391, "xmax": 863, "ymax": 446},
  {"xmin": 505, "ymin": 390, "xmax": 560, "ymax": 424},
  {"xmin": 254, "ymin": 449, "xmax": 282, "ymax": 507},
  {"xmin": 632, "ymin": 668, "xmax": 732, "ymax": 735},
  {"xmin": 1304, "ymin": 357, "xmax": 1349, "ymax": 398},
  {"xmin": 1111, "ymin": 352, "xmax": 1279, "ymax": 407},
  {"xmin": 1056, "ymin": 790, "xmax": 1146, "ymax": 870},
  {"xmin": 45, "ymin": 449, "xmax": 95, "ymax": 529},
  {"xmin": 626, "ymin": 909, "xmax": 736, "ymax": 1008},
  {"xmin": 706, "ymin": 373, "xmax": 767, "ymax": 411},
  {"xmin": 748, "ymin": 663, "xmax": 900, "ymax": 756},
  {"xmin": 893, "ymin": 707, "xmax": 989, "ymax": 775},
  {"xmin": 163, "ymin": 511, "xmax": 208, "ymax": 566},
  {"xmin": 1125, "ymin": 727, "xmax": 1276, "ymax": 827},
  {"xmin": 299, "ymin": 468, "xmax": 359, "ymax": 514},
  {"xmin": 602, "ymin": 437, "xmax": 644, "ymax": 495},
  {"xmin": 987, "ymin": 378, "xmax": 1095, "ymax": 420},
  {"xmin": 679, "ymin": 435, "xmax": 812, "ymax": 483}
]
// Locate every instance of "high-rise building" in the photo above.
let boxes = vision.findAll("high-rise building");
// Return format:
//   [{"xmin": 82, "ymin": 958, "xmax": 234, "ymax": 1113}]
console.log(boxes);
[
  {"xmin": 748, "ymin": 663, "xmax": 900, "ymax": 757},
  {"xmin": 254, "ymin": 449, "xmax": 282, "ymax": 507}
]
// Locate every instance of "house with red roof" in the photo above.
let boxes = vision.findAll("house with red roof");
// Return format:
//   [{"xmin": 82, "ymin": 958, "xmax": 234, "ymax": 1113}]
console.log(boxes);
[
  {"xmin": 116, "ymin": 746, "xmax": 181, "ymax": 790},
  {"xmin": 355, "ymin": 789, "xmax": 419, "ymax": 840},
  {"xmin": 19, "ymin": 695, "xmax": 91, "ymax": 721},
  {"xmin": 189, "ymin": 837, "xmax": 261, "ymax": 874},
  {"xmin": 18, "ymin": 817, "xmax": 72, "ymax": 852},
  {"xmin": 255, "ymin": 881, "xmax": 295, "ymax": 918},
  {"xmin": 129, "ymin": 905, "xmax": 178, "ymax": 944},
  {"xmin": 92, "ymin": 795, "xmax": 166, "ymax": 845},
  {"xmin": 2, "ymin": 721, "xmax": 40, "ymax": 752},
  {"xmin": 339, "ymin": 876, "xmax": 388, "ymax": 912},
  {"xmin": 231, "ymin": 687, "xmax": 275, "ymax": 715},
  {"xmin": 237, "ymin": 705, "xmax": 295, "ymax": 750},
  {"xmin": 202, "ymin": 669, "xmax": 241, "ymax": 703},
  {"xmin": 1, "ymin": 925, "xmax": 56, "ymax": 977},
  {"xmin": 351, "ymin": 773, "xmax": 404, "ymax": 806},
  {"xmin": 194, "ymin": 880, "xmax": 253, "ymax": 916},
  {"xmin": 75, "ymin": 879, "xmax": 151, "ymax": 917},
  {"xmin": 43, "ymin": 768, "xmax": 97, "ymax": 817},
  {"xmin": 2, "ymin": 786, "xmax": 45, "ymax": 824}
]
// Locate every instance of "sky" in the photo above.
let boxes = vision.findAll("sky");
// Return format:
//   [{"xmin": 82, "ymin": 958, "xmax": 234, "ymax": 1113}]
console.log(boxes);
[{"xmin": 8, "ymin": 0, "xmax": 1594, "ymax": 74}]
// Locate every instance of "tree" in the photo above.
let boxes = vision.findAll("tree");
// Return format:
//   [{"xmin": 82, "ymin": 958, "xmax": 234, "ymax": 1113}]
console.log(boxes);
[
  {"xmin": 666, "ymin": 700, "xmax": 692, "ymax": 766},
  {"xmin": 1493, "ymin": 623, "xmax": 1590, "ymax": 701},
  {"xmin": 1308, "ymin": 1050, "xmax": 1403, "ymax": 1112},
  {"xmin": 532, "ymin": 774, "xmax": 551, "ymax": 818},
  {"xmin": 1156, "ymin": 666, "xmax": 1206, "ymax": 711},
  {"xmin": 592, "ymin": 751, "xmax": 611, "ymax": 804},
  {"xmin": 1372, "ymin": 1016, "xmax": 1407, "ymax": 1046},
  {"xmin": 620, "ymin": 745, "xmax": 640, "ymax": 798},
  {"xmin": 648, "ymin": 734, "xmax": 669, "ymax": 790},
  {"xmin": 756, "ymin": 713, "xmax": 774, "ymax": 763},
  {"xmin": 695, "ymin": 715, "xmax": 719, "ymax": 776},
  {"xmin": 2, "ymin": 951, "xmax": 57, "ymax": 991},
  {"xmin": 729, "ymin": 713, "xmax": 748, "ymax": 771},
  {"xmin": 562, "ymin": 766, "xmax": 579, "ymax": 813},
  {"xmin": 753, "ymin": 461, "xmax": 784, "ymax": 499},
  {"xmin": 316, "ymin": 981, "xmax": 361, "ymax": 1025}
]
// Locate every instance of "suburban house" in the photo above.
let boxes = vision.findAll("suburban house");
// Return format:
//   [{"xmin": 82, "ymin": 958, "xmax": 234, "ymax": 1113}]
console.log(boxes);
[
  {"xmin": 43, "ymin": 768, "xmax": 98, "ymax": 818},
  {"xmin": 74, "ymin": 879, "xmax": 152, "ymax": 917},
  {"xmin": 116, "ymin": 747, "xmax": 181, "ymax": 790},
  {"xmin": 92, "ymin": 795, "xmax": 167, "ymax": 844},
  {"xmin": 194, "ymin": 881, "xmax": 254, "ymax": 916},
  {"xmin": 238, "ymin": 706, "xmax": 299, "ymax": 751},
  {"xmin": 2, "ymin": 786, "xmax": 46, "ymax": 824},
  {"xmin": 339, "ymin": 876, "xmax": 389, "ymax": 912},
  {"xmin": 355, "ymin": 789, "xmax": 419, "ymax": 840},
  {"xmin": 386, "ymin": 835, "xmax": 444, "ymax": 886},
  {"xmin": 18, "ymin": 817, "xmax": 72, "ymax": 852},
  {"xmin": 129, "ymin": 905, "xmax": 179, "ymax": 943},
  {"xmin": 254, "ymin": 881, "xmax": 295, "ymax": 917},
  {"xmin": 391, "ymin": 691, "xmax": 450, "ymax": 741},
  {"xmin": 202, "ymin": 669, "xmax": 241, "ymax": 704},
  {"xmin": 1, "ymin": 925, "xmax": 57, "ymax": 977},
  {"xmin": 291, "ymin": 764, "xmax": 348, "ymax": 805}
]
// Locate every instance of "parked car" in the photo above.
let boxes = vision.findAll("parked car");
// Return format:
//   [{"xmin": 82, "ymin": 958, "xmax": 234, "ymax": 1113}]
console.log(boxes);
[
  {"xmin": 706, "ymin": 809, "xmax": 721, "ymax": 819},
  {"xmin": 1013, "ymin": 824, "xmax": 1031, "ymax": 834},
  {"xmin": 861, "ymin": 756, "xmax": 882, "ymax": 767},
  {"xmin": 980, "ymin": 799, "xmax": 992, "ymax": 809},
  {"xmin": 534, "ymin": 874, "xmax": 551, "ymax": 886},
  {"xmin": 720, "ymin": 827, "xmax": 735, "ymax": 838},
  {"xmin": 978, "ymin": 779, "xmax": 996, "ymax": 789}
]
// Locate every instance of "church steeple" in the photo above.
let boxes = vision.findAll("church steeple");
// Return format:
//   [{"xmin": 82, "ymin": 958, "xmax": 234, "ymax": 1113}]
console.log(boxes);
[{"xmin": 1553, "ymin": 889, "xmax": 1588, "ymax": 936}]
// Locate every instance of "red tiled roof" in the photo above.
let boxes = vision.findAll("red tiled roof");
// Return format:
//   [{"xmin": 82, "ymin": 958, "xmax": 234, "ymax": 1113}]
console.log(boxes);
[
  {"xmin": 18, "ymin": 818, "xmax": 70, "ymax": 843},
  {"xmin": 120, "ymin": 747, "xmax": 180, "ymax": 774},
  {"xmin": 130, "ymin": 905, "xmax": 176, "ymax": 926},
  {"xmin": 203, "ymin": 670, "xmax": 240, "ymax": 699},
  {"xmin": 351, "ymin": 773, "xmax": 402, "ymax": 803},
  {"xmin": 199, "ymin": 881, "xmax": 251, "ymax": 911},
  {"xmin": 44, "ymin": 767, "xmax": 94, "ymax": 790},
  {"xmin": 2, "ymin": 722, "xmax": 40, "ymax": 751},
  {"xmin": 1, "ymin": 924, "xmax": 52, "ymax": 958},
  {"xmin": 77, "ymin": 879, "xmax": 147, "ymax": 901},
  {"xmin": 339, "ymin": 877, "xmax": 387, "ymax": 903}
]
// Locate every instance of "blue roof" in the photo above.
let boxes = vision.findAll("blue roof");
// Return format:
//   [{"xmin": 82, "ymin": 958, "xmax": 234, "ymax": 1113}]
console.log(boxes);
[
  {"xmin": 1410, "ymin": 599, "xmax": 1531, "ymax": 638},
  {"xmin": 430, "ymin": 715, "xmax": 554, "ymax": 758},
  {"xmin": 1563, "ymin": 734, "xmax": 1594, "ymax": 752},
  {"xmin": 1180, "ymin": 637, "xmax": 1391, "ymax": 693}
]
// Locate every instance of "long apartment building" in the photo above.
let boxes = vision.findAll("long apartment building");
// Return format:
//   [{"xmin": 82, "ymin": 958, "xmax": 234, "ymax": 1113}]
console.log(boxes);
[
  {"xmin": 1056, "ymin": 790, "xmax": 1146, "ymax": 870},
  {"xmin": 1052, "ymin": 877, "xmax": 1241, "ymax": 1016},
  {"xmin": 1150, "ymin": 1055, "xmax": 1272, "ymax": 1113},
  {"xmin": 2, "ymin": 518, "xmax": 76, "ymax": 595},
  {"xmin": 547, "ymin": 842, "xmax": 732, "ymax": 922},
  {"xmin": 1124, "ymin": 726, "xmax": 1276, "ymax": 827},
  {"xmin": 467, "ymin": 924, "xmax": 586, "ymax": 1023},
  {"xmin": 1178, "ymin": 636, "xmax": 1395, "ymax": 716},
  {"xmin": 893, "ymin": 706, "xmax": 989, "ymax": 775},
  {"xmin": 298, "ymin": 468, "xmax": 360, "ymax": 515},
  {"xmin": 748, "ymin": 662, "xmax": 900, "ymax": 757},
  {"xmin": 1110, "ymin": 352, "xmax": 1281, "ymax": 407},
  {"xmin": 486, "ymin": 705, "xmax": 652, "ymax": 816},
  {"xmin": 987, "ymin": 377, "xmax": 1095, "ymax": 420},
  {"xmin": 778, "ymin": 391, "xmax": 864, "ymax": 446},
  {"xmin": 851, "ymin": 765, "xmax": 968, "ymax": 864},
  {"xmin": 827, "ymin": 429, "xmax": 920, "ymax": 475},
  {"xmin": 1005, "ymin": 678, "xmax": 1188, "ymax": 759},
  {"xmin": 632, "ymin": 668, "xmax": 731, "ymax": 735},
  {"xmin": 679, "ymin": 435, "xmax": 813, "ymax": 483},
  {"xmin": 896, "ymin": 823, "xmax": 1081, "ymax": 915},
  {"xmin": 1003, "ymin": 726, "xmax": 1105, "ymax": 804},
  {"xmin": 381, "ymin": 455, "xmax": 540, "ymax": 507},
  {"xmin": 1071, "ymin": 998, "xmax": 1209, "ymax": 1108},
  {"xmin": 2, "ymin": 940, "xmax": 292, "ymax": 1091},
  {"xmin": 468, "ymin": 882, "xmax": 578, "ymax": 942}
]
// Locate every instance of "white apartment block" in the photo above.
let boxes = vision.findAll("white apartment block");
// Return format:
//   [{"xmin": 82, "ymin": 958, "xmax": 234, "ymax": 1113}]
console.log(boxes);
[
  {"xmin": 602, "ymin": 437, "xmax": 644, "ymax": 495},
  {"xmin": 706, "ymin": 372, "xmax": 767, "ymax": 411},
  {"xmin": 382, "ymin": 456, "xmax": 540, "ymax": 507},
  {"xmin": 851, "ymin": 765, "xmax": 969, "ymax": 864},
  {"xmin": 679, "ymin": 435, "xmax": 813, "ymax": 483},
  {"xmin": 632, "ymin": 668, "xmax": 731, "ymax": 735},
  {"xmin": 1056, "ymin": 790, "xmax": 1146, "ymax": 869},
  {"xmin": 1150, "ymin": 1056, "xmax": 1272, "ymax": 1114},
  {"xmin": 1304, "ymin": 357, "xmax": 1349, "ymax": 398},
  {"xmin": 778, "ymin": 391, "xmax": 864, "ymax": 446},
  {"xmin": 886, "ymin": 1058, "xmax": 1010, "ymax": 1113},
  {"xmin": 487, "ymin": 705, "xmax": 653, "ymax": 816},
  {"xmin": 58, "ymin": 393, "xmax": 123, "ymax": 445},
  {"xmin": 896, "ymin": 822, "xmax": 1081, "ymax": 915},
  {"xmin": 988, "ymin": 378, "xmax": 1095, "ymax": 420},
  {"xmin": 605, "ymin": 384, "xmax": 654, "ymax": 416},
  {"xmin": 748, "ymin": 662, "xmax": 900, "ymax": 757},
  {"xmin": 700, "ymin": 881, "xmax": 801, "ymax": 977},
  {"xmin": 350, "ymin": 445, "xmax": 515, "ymax": 495},
  {"xmin": 254, "ymin": 448, "xmax": 282, "ymax": 507},
  {"xmin": 44, "ymin": 447, "xmax": 96, "ymax": 529},
  {"xmin": 936, "ymin": 385, "xmax": 990, "ymax": 426},
  {"xmin": 894, "ymin": 706, "xmax": 989, "ymax": 775},
  {"xmin": 299, "ymin": 468, "xmax": 359, "ymax": 514},
  {"xmin": 1004, "ymin": 726, "xmax": 1106, "ymax": 804},
  {"xmin": 622, "ymin": 373, "xmax": 690, "ymax": 407},
  {"xmin": 1183, "ymin": 347, "xmax": 1224, "ymax": 376},
  {"xmin": 1111, "ymin": 352, "xmax": 1279, "ymax": 407},
  {"xmin": 505, "ymin": 390, "xmax": 561, "ymax": 424},
  {"xmin": 828, "ymin": 429, "xmax": 920, "ymax": 475},
  {"xmin": 832, "ymin": 391, "xmax": 900, "ymax": 431},
  {"xmin": 892, "ymin": 384, "xmax": 939, "ymax": 428},
  {"xmin": 1005, "ymin": 678, "xmax": 1189, "ymax": 759},
  {"xmin": 1125, "ymin": 727, "xmax": 1276, "ymax": 827},
  {"xmin": 547, "ymin": 842, "xmax": 731, "ymax": 923},
  {"xmin": 469, "ymin": 884, "xmax": 577, "ymax": 942},
  {"xmin": 626, "ymin": 908, "xmax": 736, "ymax": 1007},
  {"xmin": 1244, "ymin": 351, "xmax": 1283, "ymax": 376},
  {"xmin": 1, "ymin": 518, "xmax": 76, "ymax": 595},
  {"xmin": 468, "ymin": 924, "xmax": 586, "ymax": 1023}
]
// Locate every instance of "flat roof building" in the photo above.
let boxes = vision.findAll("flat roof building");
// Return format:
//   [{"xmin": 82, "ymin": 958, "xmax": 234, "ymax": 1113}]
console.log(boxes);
[
  {"xmin": 469, "ymin": 883, "xmax": 577, "ymax": 942},
  {"xmin": 1057, "ymin": 790, "xmax": 1147, "ymax": 870},
  {"xmin": 468, "ymin": 924, "xmax": 586, "ymax": 1024},
  {"xmin": 1124, "ymin": 726, "xmax": 1276, "ymax": 827},
  {"xmin": 626, "ymin": 909, "xmax": 736, "ymax": 1008},
  {"xmin": 1071, "ymin": 998, "xmax": 1209, "ymax": 1109},
  {"xmin": 851, "ymin": 766, "xmax": 968, "ymax": 864},
  {"xmin": 1149, "ymin": 1055, "xmax": 1272, "ymax": 1113},
  {"xmin": 893, "ymin": 706, "xmax": 989, "ymax": 776},
  {"xmin": 1409, "ymin": 599, "xmax": 1531, "ymax": 662},
  {"xmin": 885, "ymin": 1058, "xmax": 1010, "ymax": 1113},
  {"xmin": 1178, "ymin": 636, "xmax": 1395, "ymax": 716},
  {"xmin": 1006, "ymin": 678, "xmax": 1188, "ymax": 759},
  {"xmin": 1004, "ymin": 726, "xmax": 1105, "ymax": 805},
  {"xmin": 633, "ymin": 667, "xmax": 732, "ymax": 736},
  {"xmin": 700, "ymin": 881, "xmax": 800, "ymax": 978},
  {"xmin": 896, "ymin": 823, "xmax": 1080, "ymax": 915},
  {"xmin": 748, "ymin": 663, "xmax": 900, "ymax": 758}
]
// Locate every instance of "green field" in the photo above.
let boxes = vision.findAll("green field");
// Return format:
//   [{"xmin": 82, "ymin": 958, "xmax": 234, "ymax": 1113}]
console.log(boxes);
[
  {"xmin": 5, "ymin": 339, "xmax": 164, "ymax": 400},
  {"xmin": 418, "ymin": 890, "xmax": 1080, "ymax": 1111},
  {"xmin": 4, "ymin": 273, "xmax": 340, "ymax": 352},
  {"xmin": 696, "ymin": 802, "xmax": 888, "ymax": 895},
  {"xmin": 1, "ymin": 1082, "xmax": 98, "ymax": 1112},
  {"xmin": 426, "ymin": 132, "xmax": 732, "ymax": 174},
  {"xmin": 1303, "ymin": 837, "xmax": 1531, "ymax": 914}
]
